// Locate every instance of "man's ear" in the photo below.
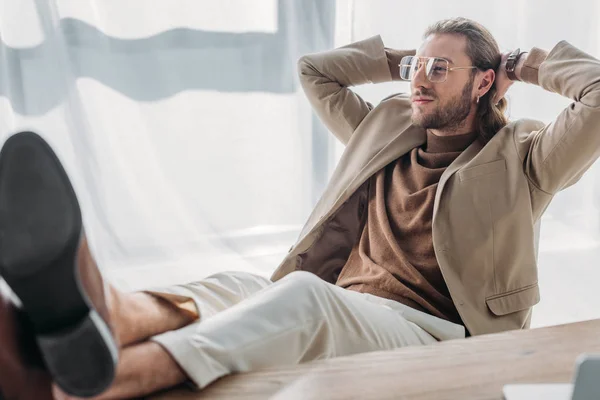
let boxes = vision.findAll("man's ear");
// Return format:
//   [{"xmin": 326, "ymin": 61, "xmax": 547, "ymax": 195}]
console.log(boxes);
[{"xmin": 478, "ymin": 69, "xmax": 495, "ymax": 97}]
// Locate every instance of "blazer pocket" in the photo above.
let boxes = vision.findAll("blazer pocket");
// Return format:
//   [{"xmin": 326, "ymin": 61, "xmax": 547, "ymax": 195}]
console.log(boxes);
[
  {"xmin": 459, "ymin": 159, "xmax": 506, "ymax": 182},
  {"xmin": 485, "ymin": 283, "xmax": 540, "ymax": 316}
]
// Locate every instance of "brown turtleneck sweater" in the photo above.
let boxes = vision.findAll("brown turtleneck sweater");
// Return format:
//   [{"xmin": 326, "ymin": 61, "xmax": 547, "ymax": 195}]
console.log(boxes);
[{"xmin": 336, "ymin": 130, "xmax": 478, "ymax": 326}]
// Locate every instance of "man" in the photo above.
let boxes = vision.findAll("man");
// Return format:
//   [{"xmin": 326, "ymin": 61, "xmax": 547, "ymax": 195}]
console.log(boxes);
[{"xmin": 1, "ymin": 17, "xmax": 599, "ymax": 399}]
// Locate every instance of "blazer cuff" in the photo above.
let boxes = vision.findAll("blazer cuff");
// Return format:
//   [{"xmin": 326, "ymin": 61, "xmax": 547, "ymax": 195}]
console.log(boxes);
[
  {"xmin": 350, "ymin": 35, "xmax": 395, "ymax": 84},
  {"xmin": 386, "ymin": 48, "xmax": 417, "ymax": 81},
  {"xmin": 520, "ymin": 47, "xmax": 549, "ymax": 85}
]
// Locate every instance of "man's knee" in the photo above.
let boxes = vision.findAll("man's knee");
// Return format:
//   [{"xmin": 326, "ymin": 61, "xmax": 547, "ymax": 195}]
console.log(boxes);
[{"xmin": 279, "ymin": 271, "xmax": 328, "ymax": 295}]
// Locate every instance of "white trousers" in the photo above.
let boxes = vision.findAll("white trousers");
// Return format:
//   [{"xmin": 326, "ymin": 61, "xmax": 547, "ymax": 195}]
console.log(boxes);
[{"xmin": 148, "ymin": 270, "xmax": 466, "ymax": 389}]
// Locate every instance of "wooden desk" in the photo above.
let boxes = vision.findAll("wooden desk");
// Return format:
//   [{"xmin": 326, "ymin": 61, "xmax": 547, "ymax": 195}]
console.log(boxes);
[{"xmin": 151, "ymin": 319, "xmax": 600, "ymax": 400}]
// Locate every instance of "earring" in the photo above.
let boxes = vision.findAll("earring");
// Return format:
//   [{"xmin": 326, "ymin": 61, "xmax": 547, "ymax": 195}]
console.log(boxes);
[{"xmin": 476, "ymin": 96, "xmax": 480, "ymax": 104}]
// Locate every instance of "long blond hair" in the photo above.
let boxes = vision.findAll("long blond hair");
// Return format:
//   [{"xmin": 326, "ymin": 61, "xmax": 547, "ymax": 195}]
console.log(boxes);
[{"xmin": 424, "ymin": 18, "xmax": 508, "ymax": 143}]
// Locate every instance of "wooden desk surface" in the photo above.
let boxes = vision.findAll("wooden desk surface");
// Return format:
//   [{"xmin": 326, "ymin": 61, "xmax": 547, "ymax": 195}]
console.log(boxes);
[{"xmin": 151, "ymin": 319, "xmax": 600, "ymax": 400}]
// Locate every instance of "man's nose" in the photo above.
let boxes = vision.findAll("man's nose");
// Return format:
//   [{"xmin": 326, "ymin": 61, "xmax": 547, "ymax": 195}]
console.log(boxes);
[{"xmin": 411, "ymin": 62, "xmax": 430, "ymax": 89}]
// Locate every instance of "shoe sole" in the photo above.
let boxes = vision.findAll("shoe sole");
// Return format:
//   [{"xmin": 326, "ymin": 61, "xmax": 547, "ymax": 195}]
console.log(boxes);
[{"xmin": 0, "ymin": 132, "xmax": 118, "ymax": 397}]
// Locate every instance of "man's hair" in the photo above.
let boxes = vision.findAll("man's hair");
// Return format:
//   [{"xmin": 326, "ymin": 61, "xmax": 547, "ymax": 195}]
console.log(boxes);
[{"xmin": 424, "ymin": 17, "xmax": 508, "ymax": 143}]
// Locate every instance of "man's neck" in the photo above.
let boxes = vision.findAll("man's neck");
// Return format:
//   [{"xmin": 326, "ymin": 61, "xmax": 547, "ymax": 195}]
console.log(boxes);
[{"xmin": 428, "ymin": 121, "xmax": 475, "ymax": 137}]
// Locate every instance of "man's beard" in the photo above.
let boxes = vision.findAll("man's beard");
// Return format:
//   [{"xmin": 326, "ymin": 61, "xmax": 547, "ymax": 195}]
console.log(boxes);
[{"xmin": 412, "ymin": 77, "xmax": 475, "ymax": 131}]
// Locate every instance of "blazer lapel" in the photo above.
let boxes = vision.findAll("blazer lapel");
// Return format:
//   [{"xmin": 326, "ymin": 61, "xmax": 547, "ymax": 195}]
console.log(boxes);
[
  {"xmin": 432, "ymin": 137, "xmax": 484, "ymax": 219},
  {"xmin": 298, "ymin": 125, "xmax": 426, "ymax": 241},
  {"xmin": 347, "ymin": 126, "xmax": 426, "ymax": 197}
]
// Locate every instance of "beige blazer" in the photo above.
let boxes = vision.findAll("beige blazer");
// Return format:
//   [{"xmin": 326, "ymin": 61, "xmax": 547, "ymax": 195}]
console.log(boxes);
[{"xmin": 271, "ymin": 35, "xmax": 600, "ymax": 336}]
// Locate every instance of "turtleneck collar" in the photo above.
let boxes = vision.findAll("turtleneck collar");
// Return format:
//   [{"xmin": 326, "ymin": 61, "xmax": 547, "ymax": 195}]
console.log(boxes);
[{"xmin": 424, "ymin": 130, "xmax": 478, "ymax": 153}]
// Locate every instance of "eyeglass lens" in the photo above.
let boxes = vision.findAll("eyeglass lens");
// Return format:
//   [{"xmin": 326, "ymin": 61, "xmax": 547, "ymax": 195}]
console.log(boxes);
[{"xmin": 400, "ymin": 56, "xmax": 449, "ymax": 82}]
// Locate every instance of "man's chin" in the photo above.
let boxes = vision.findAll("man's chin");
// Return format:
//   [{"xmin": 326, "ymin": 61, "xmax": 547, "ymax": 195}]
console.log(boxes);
[
  {"xmin": 411, "ymin": 113, "xmax": 426, "ymax": 128},
  {"xmin": 411, "ymin": 119, "xmax": 422, "ymax": 128}
]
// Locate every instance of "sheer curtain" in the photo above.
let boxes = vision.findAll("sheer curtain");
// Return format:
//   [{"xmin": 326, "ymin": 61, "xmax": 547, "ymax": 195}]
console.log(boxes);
[
  {"xmin": 2, "ymin": 0, "xmax": 599, "ymax": 328},
  {"xmin": 0, "ymin": 0, "xmax": 335, "ymax": 290},
  {"xmin": 337, "ymin": 0, "xmax": 600, "ymax": 328}
]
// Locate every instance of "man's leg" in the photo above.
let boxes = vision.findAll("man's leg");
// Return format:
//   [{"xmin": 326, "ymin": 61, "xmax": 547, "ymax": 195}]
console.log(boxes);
[
  {"xmin": 111, "ymin": 269, "xmax": 273, "ymax": 347},
  {"xmin": 53, "ymin": 342, "xmax": 186, "ymax": 400},
  {"xmin": 55, "ymin": 269, "xmax": 460, "ymax": 399},
  {"xmin": 145, "ymin": 271, "xmax": 462, "ymax": 391},
  {"xmin": 109, "ymin": 287, "xmax": 198, "ymax": 347},
  {"xmin": 53, "ymin": 270, "xmax": 273, "ymax": 399}
]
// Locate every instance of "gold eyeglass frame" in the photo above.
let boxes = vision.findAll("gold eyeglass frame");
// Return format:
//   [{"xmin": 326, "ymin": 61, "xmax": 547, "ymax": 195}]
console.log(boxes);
[{"xmin": 399, "ymin": 56, "xmax": 478, "ymax": 83}]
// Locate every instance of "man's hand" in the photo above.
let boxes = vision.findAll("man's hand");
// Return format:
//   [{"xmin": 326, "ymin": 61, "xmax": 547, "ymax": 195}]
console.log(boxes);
[{"xmin": 492, "ymin": 51, "xmax": 515, "ymax": 105}]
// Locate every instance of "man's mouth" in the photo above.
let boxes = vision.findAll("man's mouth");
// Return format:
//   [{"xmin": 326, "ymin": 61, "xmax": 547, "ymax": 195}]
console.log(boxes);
[{"xmin": 412, "ymin": 98, "xmax": 434, "ymax": 105}]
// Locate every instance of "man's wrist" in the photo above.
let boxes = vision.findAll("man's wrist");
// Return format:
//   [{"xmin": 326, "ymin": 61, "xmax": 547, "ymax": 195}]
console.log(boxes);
[
  {"xmin": 513, "ymin": 51, "xmax": 529, "ymax": 81},
  {"xmin": 505, "ymin": 48, "xmax": 529, "ymax": 81}
]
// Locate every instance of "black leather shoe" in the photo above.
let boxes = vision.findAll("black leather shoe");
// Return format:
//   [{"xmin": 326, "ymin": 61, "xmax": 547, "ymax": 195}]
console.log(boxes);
[{"xmin": 0, "ymin": 132, "xmax": 118, "ymax": 397}]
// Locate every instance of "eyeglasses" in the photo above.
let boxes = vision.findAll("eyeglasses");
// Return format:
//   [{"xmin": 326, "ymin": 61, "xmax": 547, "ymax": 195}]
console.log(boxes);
[{"xmin": 399, "ymin": 56, "xmax": 478, "ymax": 83}]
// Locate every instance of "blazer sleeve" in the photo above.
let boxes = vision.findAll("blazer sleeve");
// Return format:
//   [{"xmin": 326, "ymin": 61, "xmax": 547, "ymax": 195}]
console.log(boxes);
[
  {"xmin": 515, "ymin": 41, "xmax": 600, "ymax": 194},
  {"xmin": 298, "ymin": 35, "xmax": 415, "ymax": 145}
]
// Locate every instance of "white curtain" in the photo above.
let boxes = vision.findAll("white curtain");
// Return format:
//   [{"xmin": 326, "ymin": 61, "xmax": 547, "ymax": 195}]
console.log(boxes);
[
  {"xmin": 0, "ymin": 0, "xmax": 336, "ymax": 290},
  {"xmin": 2, "ymin": 0, "xmax": 599, "ymax": 328}
]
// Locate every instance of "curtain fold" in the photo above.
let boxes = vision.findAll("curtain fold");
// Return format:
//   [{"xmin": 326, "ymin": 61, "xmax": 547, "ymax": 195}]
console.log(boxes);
[{"xmin": 0, "ymin": 0, "xmax": 335, "ymax": 290}]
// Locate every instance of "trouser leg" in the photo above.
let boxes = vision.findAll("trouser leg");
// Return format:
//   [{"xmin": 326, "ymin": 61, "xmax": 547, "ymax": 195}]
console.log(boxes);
[
  {"xmin": 151, "ymin": 271, "xmax": 440, "ymax": 389},
  {"xmin": 145, "ymin": 270, "xmax": 272, "ymax": 321}
]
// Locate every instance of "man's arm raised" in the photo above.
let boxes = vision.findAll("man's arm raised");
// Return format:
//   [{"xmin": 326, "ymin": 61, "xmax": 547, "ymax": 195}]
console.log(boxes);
[
  {"xmin": 508, "ymin": 42, "xmax": 600, "ymax": 194},
  {"xmin": 298, "ymin": 35, "xmax": 415, "ymax": 145}
]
